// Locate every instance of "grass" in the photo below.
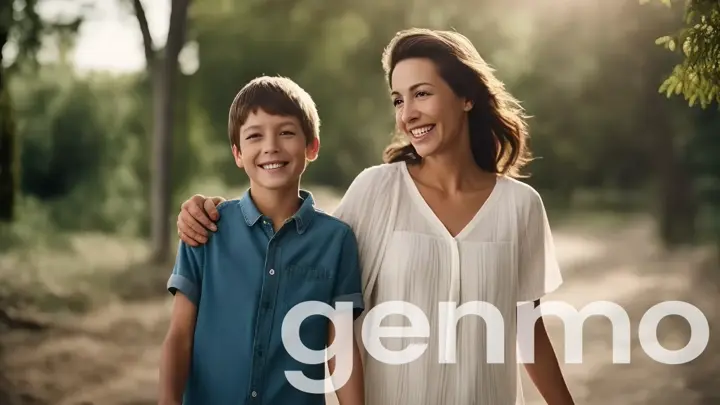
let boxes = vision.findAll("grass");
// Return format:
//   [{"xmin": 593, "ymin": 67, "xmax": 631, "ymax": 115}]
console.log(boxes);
[
  {"xmin": 0, "ymin": 184, "xmax": 665, "ymax": 322},
  {"xmin": 0, "ymin": 227, "xmax": 173, "ymax": 319},
  {"xmin": 0, "ymin": 183, "xmax": 345, "ymax": 320}
]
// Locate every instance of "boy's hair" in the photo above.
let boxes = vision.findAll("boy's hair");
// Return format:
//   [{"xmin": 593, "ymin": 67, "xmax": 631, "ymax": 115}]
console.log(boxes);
[{"xmin": 227, "ymin": 76, "xmax": 320, "ymax": 149}]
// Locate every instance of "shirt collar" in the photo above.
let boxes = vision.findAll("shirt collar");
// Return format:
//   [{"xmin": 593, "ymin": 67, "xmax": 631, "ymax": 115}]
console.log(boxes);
[{"xmin": 239, "ymin": 189, "xmax": 316, "ymax": 234}]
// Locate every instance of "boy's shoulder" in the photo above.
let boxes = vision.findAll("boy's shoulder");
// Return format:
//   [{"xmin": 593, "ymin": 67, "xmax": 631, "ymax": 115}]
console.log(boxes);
[
  {"xmin": 205, "ymin": 198, "xmax": 248, "ymax": 241},
  {"xmin": 310, "ymin": 206, "xmax": 354, "ymax": 235},
  {"xmin": 216, "ymin": 198, "xmax": 244, "ymax": 214},
  {"xmin": 213, "ymin": 199, "xmax": 247, "ymax": 227}
]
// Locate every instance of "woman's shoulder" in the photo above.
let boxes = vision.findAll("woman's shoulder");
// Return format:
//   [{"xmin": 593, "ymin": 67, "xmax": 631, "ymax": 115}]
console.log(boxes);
[
  {"xmin": 355, "ymin": 161, "xmax": 404, "ymax": 182},
  {"xmin": 334, "ymin": 162, "xmax": 404, "ymax": 218},
  {"xmin": 497, "ymin": 175, "xmax": 545, "ymax": 209},
  {"xmin": 346, "ymin": 162, "xmax": 404, "ymax": 192}
]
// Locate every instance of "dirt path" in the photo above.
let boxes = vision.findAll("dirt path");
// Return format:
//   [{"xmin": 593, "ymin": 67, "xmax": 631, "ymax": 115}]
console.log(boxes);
[
  {"xmin": 1, "ymin": 195, "xmax": 717, "ymax": 404},
  {"xmin": 519, "ymin": 219, "xmax": 718, "ymax": 405}
]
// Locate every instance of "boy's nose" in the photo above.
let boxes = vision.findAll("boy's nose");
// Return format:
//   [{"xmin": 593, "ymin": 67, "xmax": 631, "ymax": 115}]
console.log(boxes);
[{"xmin": 262, "ymin": 137, "xmax": 280, "ymax": 153}]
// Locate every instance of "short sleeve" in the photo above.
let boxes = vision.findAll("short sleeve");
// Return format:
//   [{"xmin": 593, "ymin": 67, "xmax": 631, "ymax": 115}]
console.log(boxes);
[
  {"xmin": 332, "ymin": 165, "xmax": 400, "ymax": 307},
  {"xmin": 167, "ymin": 241, "xmax": 204, "ymax": 307},
  {"xmin": 517, "ymin": 190, "xmax": 563, "ymax": 303},
  {"xmin": 331, "ymin": 227, "xmax": 364, "ymax": 320}
]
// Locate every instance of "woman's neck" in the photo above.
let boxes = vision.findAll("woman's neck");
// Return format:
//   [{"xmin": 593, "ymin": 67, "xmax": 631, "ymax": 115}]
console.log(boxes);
[{"xmin": 412, "ymin": 136, "xmax": 492, "ymax": 194}]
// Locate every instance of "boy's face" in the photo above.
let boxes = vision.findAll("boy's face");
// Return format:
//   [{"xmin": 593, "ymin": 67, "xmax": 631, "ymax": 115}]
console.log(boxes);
[{"xmin": 232, "ymin": 108, "xmax": 319, "ymax": 192}]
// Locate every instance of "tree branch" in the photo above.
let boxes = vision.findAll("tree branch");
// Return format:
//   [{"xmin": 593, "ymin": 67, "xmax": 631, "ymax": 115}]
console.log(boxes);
[
  {"xmin": 165, "ymin": 0, "xmax": 191, "ymax": 64},
  {"xmin": 132, "ymin": 0, "xmax": 155, "ymax": 64}
]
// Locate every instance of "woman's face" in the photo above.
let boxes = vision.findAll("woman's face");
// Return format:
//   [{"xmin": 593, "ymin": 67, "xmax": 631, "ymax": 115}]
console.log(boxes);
[{"xmin": 390, "ymin": 57, "xmax": 471, "ymax": 159}]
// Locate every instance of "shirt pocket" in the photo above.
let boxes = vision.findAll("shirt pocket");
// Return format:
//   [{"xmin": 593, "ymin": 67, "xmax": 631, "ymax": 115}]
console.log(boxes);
[
  {"xmin": 280, "ymin": 264, "xmax": 335, "ymax": 313},
  {"xmin": 278, "ymin": 265, "xmax": 335, "ymax": 353}
]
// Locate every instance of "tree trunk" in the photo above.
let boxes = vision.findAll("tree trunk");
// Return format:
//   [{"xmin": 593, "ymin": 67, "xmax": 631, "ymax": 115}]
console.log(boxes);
[
  {"xmin": 655, "ymin": 122, "xmax": 698, "ymax": 247},
  {"xmin": 149, "ymin": 59, "xmax": 172, "ymax": 263},
  {"xmin": 0, "ymin": 14, "xmax": 15, "ymax": 223},
  {"xmin": 147, "ymin": 0, "xmax": 190, "ymax": 264},
  {"xmin": 633, "ymin": 3, "xmax": 698, "ymax": 249}
]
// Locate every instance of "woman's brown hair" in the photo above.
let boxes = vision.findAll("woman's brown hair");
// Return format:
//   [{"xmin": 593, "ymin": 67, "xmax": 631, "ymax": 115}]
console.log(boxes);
[{"xmin": 381, "ymin": 28, "xmax": 532, "ymax": 178}]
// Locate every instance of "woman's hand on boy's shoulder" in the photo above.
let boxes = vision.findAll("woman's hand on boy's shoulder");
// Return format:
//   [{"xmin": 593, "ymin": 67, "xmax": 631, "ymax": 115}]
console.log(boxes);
[{"xmin": 177, "ymin": 195, "xmax": 225, "ymax": 246}]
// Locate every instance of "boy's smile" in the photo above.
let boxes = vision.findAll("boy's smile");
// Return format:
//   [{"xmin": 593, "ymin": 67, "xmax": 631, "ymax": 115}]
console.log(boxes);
[
  {"xmin": 259, "ymin": 161, "xmax": 288, "ymax": 171},
  {"xmin": 233, "ymin": 108, "xmax": 319, "ymax": 192}
]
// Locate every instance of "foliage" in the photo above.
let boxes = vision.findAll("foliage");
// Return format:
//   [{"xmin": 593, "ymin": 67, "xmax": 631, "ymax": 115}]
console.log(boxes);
[
  {"xmin": 3, "ymin": 0, "xmax": 41, "ymax": 71},
  {"xmin": 643, "ymin": 0, "xmax": 720, "ymax": 108},
  {"xmin": 9, "ymin": 63, "xmax": 150, "ymax": 234},
  {"xmin": 1, "ymin": 0, "xmax": 716, "ymax": 249}
]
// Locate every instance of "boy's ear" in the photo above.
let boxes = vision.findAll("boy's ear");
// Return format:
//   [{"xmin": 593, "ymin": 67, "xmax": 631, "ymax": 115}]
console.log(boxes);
[
  {"xmin": 232, "ymin": 144, "xmax": 243, "ymax": 169},
  {"xmin": 305, "ymin": 137, "xmax": 320, "ymax": 162}
]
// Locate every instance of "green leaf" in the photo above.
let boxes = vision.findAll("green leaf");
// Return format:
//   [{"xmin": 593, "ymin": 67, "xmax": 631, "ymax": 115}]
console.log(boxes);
[
  {"xmin": 655, "ymin": 35, "xmax": 671, "ymax": 45},
  {"xmin": 659, "ymin": 79, "xmax": 671, "ymax": 95},
  {"xmin": 675, "ymin": 80, "xmax": 683, "ymax": 95}
]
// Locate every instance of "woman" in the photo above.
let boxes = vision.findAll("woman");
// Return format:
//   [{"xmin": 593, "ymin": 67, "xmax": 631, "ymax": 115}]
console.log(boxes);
[{"xmin": 175, "ymin": 28, "xmax": 575, "ymax": 405}]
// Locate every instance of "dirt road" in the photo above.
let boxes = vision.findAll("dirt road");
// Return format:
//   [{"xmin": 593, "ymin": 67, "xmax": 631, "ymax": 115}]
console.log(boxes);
[{"xmin": 1, "ymin": 190, "xmax": 717, "ymax": 404}]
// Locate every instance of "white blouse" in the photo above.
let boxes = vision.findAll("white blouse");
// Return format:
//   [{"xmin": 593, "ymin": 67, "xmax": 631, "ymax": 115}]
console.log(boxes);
[{"xmin": 332, "ymin": 161, "xmax": 563, "ymax": 405}]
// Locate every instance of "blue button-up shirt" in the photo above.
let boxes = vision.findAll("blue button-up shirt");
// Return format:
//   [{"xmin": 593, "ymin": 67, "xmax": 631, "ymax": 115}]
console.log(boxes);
[{"xmin": 167, "ymin": 189, "xmax": 364, "ymax": 405}]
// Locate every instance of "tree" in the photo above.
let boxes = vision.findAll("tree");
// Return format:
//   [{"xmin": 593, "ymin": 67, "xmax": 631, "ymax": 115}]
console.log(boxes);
[
  {"xmin": 131, "ymin": 0, "xmax": 191, "ymax": 263},
  {"xmin": 643, "ymin": 0, "xmax": 720, "ymax": 255},
  {"xmin": 643, "ymin": 0, "xmax": 720, "ymax": 108},
  {"xmin": 0, "ymin": 0, "xmax": 41, "ymax": 222}
]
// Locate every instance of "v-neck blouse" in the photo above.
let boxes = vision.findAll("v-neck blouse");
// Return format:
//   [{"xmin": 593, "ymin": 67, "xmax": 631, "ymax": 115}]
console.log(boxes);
[{"xmin": 332, "ymin": 161, "xmax": 563, "ymax": 405}]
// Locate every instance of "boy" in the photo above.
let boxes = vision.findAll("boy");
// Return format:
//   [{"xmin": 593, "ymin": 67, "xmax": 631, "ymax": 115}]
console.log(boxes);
[{"xmin": 158, "ymin": 76, "xmax": 365, "ymax": 405}]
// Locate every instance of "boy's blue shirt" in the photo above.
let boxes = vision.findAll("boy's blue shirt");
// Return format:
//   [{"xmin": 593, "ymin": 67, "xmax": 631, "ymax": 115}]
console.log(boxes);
[{"xmin": 167, "ymin": 189, "xmax": 364, "ymax": 405}]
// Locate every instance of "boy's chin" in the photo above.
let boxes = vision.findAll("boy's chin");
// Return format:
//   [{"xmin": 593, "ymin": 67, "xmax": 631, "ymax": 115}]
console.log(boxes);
[{"xmin": 250, "ymin": 178, "xmax": 299, "ymax": 192}]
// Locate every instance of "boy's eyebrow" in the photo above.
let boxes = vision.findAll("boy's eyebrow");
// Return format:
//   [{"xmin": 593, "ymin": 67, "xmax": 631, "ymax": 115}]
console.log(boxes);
[
  {"xmin": 241, "ymin": 120, "xmax": 298, "ymax": 133},
  {"xmin": 242, "ymin": 125, "xmax": 262, "ymax": 133},
  {"xmin": 391, "ymin": 82, "xmax": 433, "ymax": 97}
]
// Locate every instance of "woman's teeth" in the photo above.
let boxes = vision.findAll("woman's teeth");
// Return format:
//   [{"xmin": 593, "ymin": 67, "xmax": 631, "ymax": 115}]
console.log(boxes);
[{"xmin": 410, "ymin": 125, "xmax": 435, "ymax": 138}]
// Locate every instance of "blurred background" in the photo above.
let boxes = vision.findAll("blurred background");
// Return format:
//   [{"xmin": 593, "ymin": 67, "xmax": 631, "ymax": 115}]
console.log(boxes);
[{"xmin": 0, "ymin": 0, "xmax": 718, "ymax": 404}]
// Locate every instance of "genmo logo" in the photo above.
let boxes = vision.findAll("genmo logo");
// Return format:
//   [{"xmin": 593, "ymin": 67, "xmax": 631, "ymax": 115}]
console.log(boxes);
[{"xmin": 280, "ymin": 300, "xmax": 710, "ymax": 394}]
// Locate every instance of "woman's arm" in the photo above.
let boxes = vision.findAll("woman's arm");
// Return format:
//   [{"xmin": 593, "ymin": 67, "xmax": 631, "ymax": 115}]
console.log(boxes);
[
  {"xmin": 523, "ymin": 300, "xmax": 575, "ymax": 405},
  {"xmin": 516, "ymin": 188, "xmax": 573, "ymax": 404}
]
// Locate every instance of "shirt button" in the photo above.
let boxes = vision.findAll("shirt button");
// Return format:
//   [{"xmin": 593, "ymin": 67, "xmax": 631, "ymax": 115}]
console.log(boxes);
[
  {"xmin": 269, "ymin": 269, "xmax": 275, "ymax": 275},
  {"xmin": 251, "ymin": 391, "xmax": 257, "ymax": 397}
]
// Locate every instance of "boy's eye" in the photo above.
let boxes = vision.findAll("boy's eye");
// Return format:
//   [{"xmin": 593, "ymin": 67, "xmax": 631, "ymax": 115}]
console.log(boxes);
[
  {"xmin": 246, "ymin": 133, "xmax": 260, "ymax": 140},
  {"xmin": 280, "ymin": 131, "xmax": 295, "ymax": 136},
  {"xmin": 392, "ymin": 99, "xmax": 403, "ymax": 107}
]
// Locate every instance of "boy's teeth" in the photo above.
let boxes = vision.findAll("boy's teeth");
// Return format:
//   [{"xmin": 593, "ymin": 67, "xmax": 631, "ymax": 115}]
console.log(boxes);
[{"xmin": 262, "ymin": 162, "xmax": 286, "ymax": 169}]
